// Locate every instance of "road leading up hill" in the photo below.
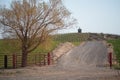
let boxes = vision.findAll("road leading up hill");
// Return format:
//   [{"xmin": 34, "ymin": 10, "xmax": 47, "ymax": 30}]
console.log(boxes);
[{"xmin": 57, "ymin": 41, "xmax": 108, "ymax": 70}]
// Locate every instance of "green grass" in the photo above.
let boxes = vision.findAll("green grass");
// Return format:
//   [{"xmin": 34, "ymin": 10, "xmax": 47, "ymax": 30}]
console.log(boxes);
[
  {"xmin": 0, "ymin": 38, "xmax": 59, "ymax": 55},
  {"xmin": 54, "ymin": 33, "xmax": 89, "ymax": 42},
  {"xmin": 0, "ymin": 39, "xmax": 21, "ymax": 55},
  {"xmin": 107, "ymin": 39, "xmax": 120, "ymax": 69},
  {"xmin": 31, "ymin": 41, "xmax": 60, "ymax": 53}
]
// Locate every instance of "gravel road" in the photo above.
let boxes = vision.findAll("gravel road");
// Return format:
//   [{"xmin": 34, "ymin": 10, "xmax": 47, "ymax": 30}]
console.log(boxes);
[
  {"xmin": 57, "ymin": 41, "xmax": 108, "ymax": 70},
  {"xmin": 0, "ymin": 41, "xmax": 120, "ymax": 80}
]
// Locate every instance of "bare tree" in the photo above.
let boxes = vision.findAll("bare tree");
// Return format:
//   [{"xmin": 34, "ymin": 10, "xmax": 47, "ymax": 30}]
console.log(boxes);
[{"xmin": 0, "ymin": 0, "xmax": 76, "ymax": 67}]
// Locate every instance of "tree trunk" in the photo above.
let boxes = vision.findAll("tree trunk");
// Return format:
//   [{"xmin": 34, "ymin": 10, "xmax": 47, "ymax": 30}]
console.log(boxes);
[{"xmin": 21, "ymin": 47, "xmax": 28, "ymax": 67}]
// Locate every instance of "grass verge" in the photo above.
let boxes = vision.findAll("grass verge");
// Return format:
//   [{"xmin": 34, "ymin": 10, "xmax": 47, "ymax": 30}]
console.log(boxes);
[{"xmin": 107, "ymin": 39, "xmax": 120, "ymax": 69}]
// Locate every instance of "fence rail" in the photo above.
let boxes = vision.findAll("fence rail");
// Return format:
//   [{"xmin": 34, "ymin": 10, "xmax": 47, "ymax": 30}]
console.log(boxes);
[{"xmin": 0, "ymin": 53, "xmax": 53, "ymax": 69}]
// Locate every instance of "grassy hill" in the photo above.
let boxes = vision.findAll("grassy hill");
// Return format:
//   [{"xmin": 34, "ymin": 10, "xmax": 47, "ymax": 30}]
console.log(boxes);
[
  {"xmin": 0, "ymin": 32, "xmax": 120, "ymax": 55},
  {"xmin": 0, "ymin": 33, "xmax": 90, "ymax": 54},
  {"xmin": 53, "ymin": 33, "xmax": 89, "ymax": 46},
  {"xmin": 54, "ymin": 33, "xmax": 89, "ymax": 42}
]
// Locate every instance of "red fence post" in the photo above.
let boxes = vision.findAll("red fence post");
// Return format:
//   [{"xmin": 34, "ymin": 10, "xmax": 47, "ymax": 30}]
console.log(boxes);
[
  {"xmin": 47, "ymin": 52, "xmax": 51, "ymax": 65},
  {"xmin": 108, "ymin": 52, "xmax": 112, "ymax": 68},
  {"xmin": 13, "ymin": 54, "xmax": 16, "ymax": 68}
]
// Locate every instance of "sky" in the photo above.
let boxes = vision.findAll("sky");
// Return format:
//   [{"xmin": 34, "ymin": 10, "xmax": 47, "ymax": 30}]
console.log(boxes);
[
  {"xmin": 0, "ymin": 0, "xmax": 120, "ymax": 38},
  {"xmin": 63, "ymin": 0, "xmax": 120, "ymax": 35}
]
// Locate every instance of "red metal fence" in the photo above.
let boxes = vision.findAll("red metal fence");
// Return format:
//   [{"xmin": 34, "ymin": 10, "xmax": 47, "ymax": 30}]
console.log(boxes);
[{"xmin": 0, "ymin": 53, "xmax": 53, "ymax": 69}]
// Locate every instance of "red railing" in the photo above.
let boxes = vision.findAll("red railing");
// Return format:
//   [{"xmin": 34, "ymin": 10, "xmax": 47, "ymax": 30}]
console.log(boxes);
[{"xmin": 0, "ymin": 53, "xmax": 53, "ymax": 69}]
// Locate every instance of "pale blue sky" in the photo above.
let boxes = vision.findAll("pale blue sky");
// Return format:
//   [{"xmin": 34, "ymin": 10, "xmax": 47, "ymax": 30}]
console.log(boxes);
[
  {"xmin": 63, "ymin": 0, "xmax": 120, "ymax": 35},
  {"xmin": 0, "ymin": 0, "xmax": 120, "ymax": 38}
]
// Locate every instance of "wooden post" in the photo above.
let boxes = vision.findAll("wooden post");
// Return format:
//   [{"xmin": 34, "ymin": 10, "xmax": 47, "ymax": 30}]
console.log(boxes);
[
  {"xmin": 39, "ymin": 54, "xmax": 41, "ymax": 66},
  {"xmin": 44, "ymin": 55, "xmax": 46, "ymax": 66},
  {"xmin": 35, "ymin": 55, "xmax": 37, "ymax": 65},
  {"xmin": 47, "ymin": 52, "xmax": 51, "ymax": 65},
  {"xmin": 13, "ymin": 54, "xmax": 16, "ymax": 68},
  {"xmin": 108, "ymin": 52, "xmax": 112, "ymax": 68},
  {"xmin": 4, "ymin": 55, "xmax": 8, "ymax": 69}
]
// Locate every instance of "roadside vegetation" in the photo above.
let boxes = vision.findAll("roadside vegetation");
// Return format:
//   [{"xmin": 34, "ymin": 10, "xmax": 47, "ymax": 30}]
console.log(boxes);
[{"xmin": 107, "ymin": 39, "xmax": 120, "ymax": 69}]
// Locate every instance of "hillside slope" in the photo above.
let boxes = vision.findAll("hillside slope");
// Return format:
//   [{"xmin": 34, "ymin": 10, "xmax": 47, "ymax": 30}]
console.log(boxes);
[{"xmin": 53, "ymin": 33, "xmax": 89, "ymax": 42}]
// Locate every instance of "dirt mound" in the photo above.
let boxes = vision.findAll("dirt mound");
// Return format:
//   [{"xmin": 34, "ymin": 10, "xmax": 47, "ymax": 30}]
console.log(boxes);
[{"xmin": 52, "ymin": 42, "xmax": 75, "ymax": 63}]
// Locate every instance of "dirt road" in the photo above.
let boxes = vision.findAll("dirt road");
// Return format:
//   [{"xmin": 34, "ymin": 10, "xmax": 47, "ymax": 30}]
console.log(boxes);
[
  {"xmin": 57, "ymin": 41, "xmax": 108, "ymax": 69},
  {"xmin": 0, "ymin": 41, "xmax": 119, "ymax": 80}
]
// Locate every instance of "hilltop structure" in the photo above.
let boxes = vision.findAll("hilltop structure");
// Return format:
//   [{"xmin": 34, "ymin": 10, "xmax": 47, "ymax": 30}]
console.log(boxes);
[{"xmin": 78, "ymin": 28, "xmax": 82, "ymax": 33}]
